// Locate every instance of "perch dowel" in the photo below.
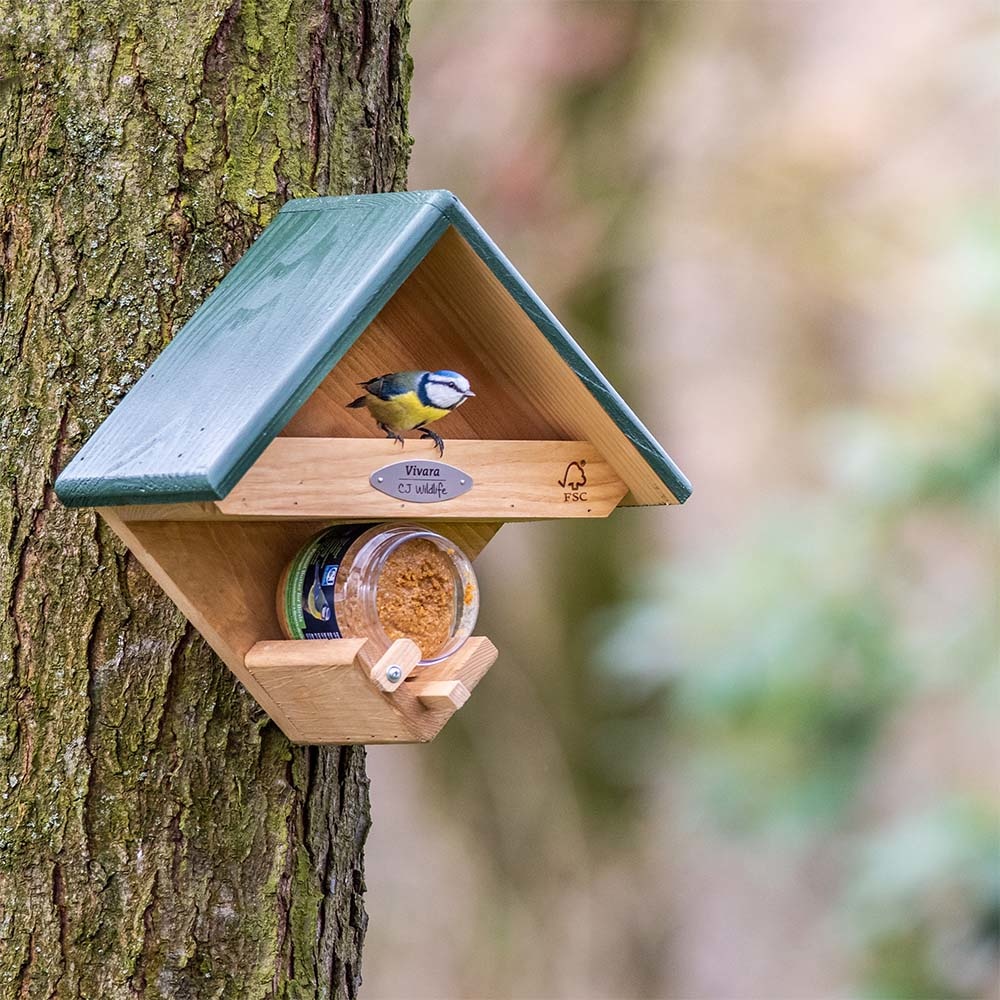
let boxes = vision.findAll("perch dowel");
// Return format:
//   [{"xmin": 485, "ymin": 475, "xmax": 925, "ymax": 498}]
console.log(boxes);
[{"xmin": 410, "ymin": 679, "xmax": 471, "ymax": 711}]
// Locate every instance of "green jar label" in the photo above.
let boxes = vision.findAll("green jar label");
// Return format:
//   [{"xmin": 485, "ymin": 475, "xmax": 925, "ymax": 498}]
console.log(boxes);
[{"xmin": 282, "ymin": 525, "xmax": 374, "ymax": 640}]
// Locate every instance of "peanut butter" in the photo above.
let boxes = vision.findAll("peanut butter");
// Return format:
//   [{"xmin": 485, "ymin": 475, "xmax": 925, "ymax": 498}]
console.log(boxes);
[{"xmin": 375, "ymin": 538, "xmax": 457, "ymax": 658}]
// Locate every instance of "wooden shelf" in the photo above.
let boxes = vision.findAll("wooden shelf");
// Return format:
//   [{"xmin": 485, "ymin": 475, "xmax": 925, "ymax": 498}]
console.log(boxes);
[
  {"xmin": 243, "ymin": 636, "xmax": 498, "ymax": 744},
  {"xmin": 110, "ymin": 438, "xmax": 627, "ymax": 522}
]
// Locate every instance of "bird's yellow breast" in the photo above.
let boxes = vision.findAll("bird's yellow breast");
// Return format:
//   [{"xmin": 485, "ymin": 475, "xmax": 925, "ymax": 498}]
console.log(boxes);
[{"xmin": 366, "ymin": 392, "xmax": 450, "ymax": 431}]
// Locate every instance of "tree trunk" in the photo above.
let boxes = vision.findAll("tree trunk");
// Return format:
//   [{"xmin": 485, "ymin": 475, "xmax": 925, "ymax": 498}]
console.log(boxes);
[{"xmin": 0, "ymin": 2, "xmax": 410, "ymax": 996}]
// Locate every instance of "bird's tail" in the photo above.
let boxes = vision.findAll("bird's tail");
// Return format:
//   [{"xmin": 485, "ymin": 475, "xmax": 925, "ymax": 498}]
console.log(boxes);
[{"xmin": 346, "ymin": 395, "xmax": 368, "ymax": 408}]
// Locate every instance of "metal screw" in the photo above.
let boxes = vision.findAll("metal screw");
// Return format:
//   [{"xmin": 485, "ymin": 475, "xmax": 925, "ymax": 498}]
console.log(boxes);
[
  {"xmin": 377, "ymin": 476, "xmax": 384, "ymax": 483},
  {"xmin": 386, "ymin": 665, "xmax": 403, "ymax": 684},
  {"xmin": 459, "ymin": 479, "xmax": 467, "ymax": 485}
]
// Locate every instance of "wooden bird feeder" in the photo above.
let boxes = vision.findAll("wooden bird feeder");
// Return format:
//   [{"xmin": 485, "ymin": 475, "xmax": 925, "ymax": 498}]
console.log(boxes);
[{"xmin": 55, "ymin": 191, "xmax": 691, "ymax": 745}]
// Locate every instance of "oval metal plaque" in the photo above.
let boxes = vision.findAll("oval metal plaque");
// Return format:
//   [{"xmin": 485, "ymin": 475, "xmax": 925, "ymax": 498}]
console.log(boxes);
[{"xmin": 369, "ymin": 460, "xmax": 473, "ymax": 504}]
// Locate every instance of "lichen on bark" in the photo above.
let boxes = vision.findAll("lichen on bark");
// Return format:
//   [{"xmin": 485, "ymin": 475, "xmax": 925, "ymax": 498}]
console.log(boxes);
[{"xmin": 0, "ymin": 1, "xmax": 411, "ymax": 996}]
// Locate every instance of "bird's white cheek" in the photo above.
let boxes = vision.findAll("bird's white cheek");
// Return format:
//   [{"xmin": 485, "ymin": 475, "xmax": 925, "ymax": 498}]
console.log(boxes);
[{"xmin": 425, "ymin": 385, "xmax": 459, "ymax": 409}]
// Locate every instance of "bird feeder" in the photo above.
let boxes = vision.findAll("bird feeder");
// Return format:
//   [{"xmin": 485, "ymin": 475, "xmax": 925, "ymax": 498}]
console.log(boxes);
[{"xmin": 55, "ymin": 190, "xmax": 691, "ymax": 745}]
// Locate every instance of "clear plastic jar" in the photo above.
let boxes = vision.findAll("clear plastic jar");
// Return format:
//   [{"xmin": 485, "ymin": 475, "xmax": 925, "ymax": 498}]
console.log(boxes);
[{"xmin": 277, "ymin": 523, "xmax": 479, "ymax": 664}]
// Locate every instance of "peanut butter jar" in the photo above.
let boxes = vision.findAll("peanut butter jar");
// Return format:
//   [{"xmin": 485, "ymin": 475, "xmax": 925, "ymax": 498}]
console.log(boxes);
[{"xmin": 277, "ymin": 523, "xmax": 479, "ymax": 664}]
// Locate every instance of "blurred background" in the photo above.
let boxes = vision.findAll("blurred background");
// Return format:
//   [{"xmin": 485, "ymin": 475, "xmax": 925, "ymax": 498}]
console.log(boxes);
[{"xmin": 363, "ymin": 2, "xmax": 999, "ymax": 997}]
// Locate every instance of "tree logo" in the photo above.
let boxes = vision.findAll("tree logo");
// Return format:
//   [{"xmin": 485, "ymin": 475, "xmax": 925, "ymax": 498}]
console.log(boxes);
[{"xmin": 559, "ymin": 459, "xmax": 588, "ymax": 501}]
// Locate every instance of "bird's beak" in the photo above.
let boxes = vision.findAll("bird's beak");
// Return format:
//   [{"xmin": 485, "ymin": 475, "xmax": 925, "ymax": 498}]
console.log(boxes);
[{"xmin": 464, "ymin": 390, "xmax": 476, "ymax": 398}]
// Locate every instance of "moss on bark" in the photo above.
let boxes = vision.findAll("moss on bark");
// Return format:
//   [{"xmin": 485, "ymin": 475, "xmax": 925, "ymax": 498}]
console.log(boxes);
[{"xmin": 0, "ymin": 1, "xmax": 410, "ymax": 995}]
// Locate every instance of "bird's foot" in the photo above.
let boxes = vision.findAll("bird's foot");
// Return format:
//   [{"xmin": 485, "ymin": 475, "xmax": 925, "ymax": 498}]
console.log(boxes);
[
  {"xmin": 378, "ymin": 423, "xmax": 406, "ymax": 448},
  {"xmin": 419, "ymin": 428, "xmax": 445, "ymax": 457}
]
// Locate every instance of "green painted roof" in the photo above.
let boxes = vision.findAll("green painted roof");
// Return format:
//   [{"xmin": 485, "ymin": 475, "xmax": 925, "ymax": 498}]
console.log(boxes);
[{"xmin": 55, "ymin": 190, "xmax": 691, "ymax": 507}]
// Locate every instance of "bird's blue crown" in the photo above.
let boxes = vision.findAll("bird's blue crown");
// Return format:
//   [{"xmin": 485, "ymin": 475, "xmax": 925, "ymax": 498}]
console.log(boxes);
[{"xmin": 418, "ymin": 370, "xmax": 471, "ymax": 408}]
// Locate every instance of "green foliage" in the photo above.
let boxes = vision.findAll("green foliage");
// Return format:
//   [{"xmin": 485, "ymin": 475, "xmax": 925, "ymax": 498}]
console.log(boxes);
[
  {"xmin": 844, "ymin": 801, "xmax": 1000, "ymax": 999},
  {"xmin": 601, "ymin": 413, "xmax": 998, "ymax": 824},
  {"xmin": 595, "ymin": 412, "xmax": 999, "ymax": 992}
]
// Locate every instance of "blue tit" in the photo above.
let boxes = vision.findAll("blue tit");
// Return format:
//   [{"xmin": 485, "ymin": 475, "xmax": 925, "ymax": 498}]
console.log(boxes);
[
  {"xmin": 346, "ymin": 370, "xmax": 475, "ymax": 456},
  {"xmin": 305, "ymin": 562, "xmax": 332, "ymax": 622}
]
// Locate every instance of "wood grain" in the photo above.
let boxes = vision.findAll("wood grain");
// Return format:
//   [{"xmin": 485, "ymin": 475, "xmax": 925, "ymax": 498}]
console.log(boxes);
[
  {"xmin": 433, "ymin": 522, "xmax": 503, "ymax": 561},
  {"xmin": 112, "ymin": 502, "xmax": 241, "ymax": 521},
  {"xmin": 411, "ymin": 680, "xmax": 470, "ymax": 711},
  {"xmin": 426, "ymin": 227, "xmax": 679, "ymax": 505},
  {"xmin": 393, "ymin": 636, "xmax": 499, "ymax": 742},
  {"xmin": 245, "ymin": 638, "xmax": 369, "ymax": 669},
  {"xmin": 364, "ymin": 639, "xmax": 421, "ymax": 692},
  {"xmin": 244, "ymin": 655, "xmax": 420, "ymax": 744},
  {"xmin": 242, "ymin": 636, "xmax": 498, "ymax": 743},
  {"xmin": 111, "ymin": 504, "xmax": 506, "ymax": 560},
  {"xmin": 216, "ymin": 438, "xmax": 626, "ymax": 519}
]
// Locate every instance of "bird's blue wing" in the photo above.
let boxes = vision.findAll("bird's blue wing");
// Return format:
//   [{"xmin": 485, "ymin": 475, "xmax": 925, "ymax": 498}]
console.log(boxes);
[{"xmin": 360, "ymin": 372, "xmax": 419, "ymax": 400}]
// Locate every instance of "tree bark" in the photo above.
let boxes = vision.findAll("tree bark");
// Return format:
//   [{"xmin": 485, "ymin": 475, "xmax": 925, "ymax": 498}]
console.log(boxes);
[{"xmin": 0, "ymin": 2, "xmax": 410, "ymax": 996}]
